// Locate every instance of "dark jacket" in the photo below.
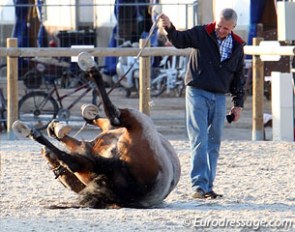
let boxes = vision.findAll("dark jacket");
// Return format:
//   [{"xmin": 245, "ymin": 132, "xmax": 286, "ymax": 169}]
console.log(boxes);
[{"xmin": 166, "ymin": 22, "xmax": 246, "ymax": 107}]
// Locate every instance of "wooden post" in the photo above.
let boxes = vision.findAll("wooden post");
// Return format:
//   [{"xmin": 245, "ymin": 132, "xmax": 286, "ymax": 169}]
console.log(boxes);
[
  {"xmin": 256, "ymin": 23, "xmax": 263, "ymax": 37},
  {"xmin": 139, "ymin": 39, "xmax": 150, "ymax": 116},
  {"xmin": 252, "ymin": 37, "xmax": 264, "ymax": 141},
  {"xmin": 7, "ymin": 38, "xmax": 18, "ymax": 139}
]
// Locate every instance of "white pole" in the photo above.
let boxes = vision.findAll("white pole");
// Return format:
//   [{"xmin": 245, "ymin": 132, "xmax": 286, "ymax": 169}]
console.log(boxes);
[{"xmin": 271, "ymin": 72, "xmax": 294, "ymax": 141}]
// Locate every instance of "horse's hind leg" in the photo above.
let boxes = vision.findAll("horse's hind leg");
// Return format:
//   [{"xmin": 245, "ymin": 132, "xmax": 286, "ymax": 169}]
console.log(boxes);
[
  {"xmin": 13, "ymin": 121, "xmax": 98, "ymax": 184},
  {"xmin": 13, "ymin": 121, "xmax": 118, "ymax": 185},
  {"xmin": 47, "ymin": 120, "xmax": 86, "ymax": 154},
  {"xmin": 41, "ymin": 147, "xmax": 86, "ymax": 193},
  {"xmin": 88, "ymin": 69, "xmax": 121, "ymax": 127},
  {"xmin": 46, "ymin": 119, "xmax": 111, "ymax": 155},
  {"xmin": 13, "ymin": 121, "xmax": 86, "ymax": 192}
]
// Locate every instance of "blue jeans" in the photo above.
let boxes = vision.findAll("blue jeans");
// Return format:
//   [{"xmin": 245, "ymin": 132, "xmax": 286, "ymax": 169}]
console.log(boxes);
[{"xmin": 185, "ymin": 86, "xmax": 226, "ymax": 193}]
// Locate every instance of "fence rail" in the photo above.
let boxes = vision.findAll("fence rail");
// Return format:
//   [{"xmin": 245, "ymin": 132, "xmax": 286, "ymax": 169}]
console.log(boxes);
[
  {"xmin": 244, "ymin": 45, "xmax": 295, "ymax": 56},
  {"xmin": 244, "ymin": 41, "xmax": 295, "ymax": 141},
  {"xmin": 0, "ymin": 47, "xmax": 191, "ymax": 57},
  {"xmin": 2, "ymin": 38, "xmax": 191, "ymax": 138},
  {"xmin": 2, "ymin": 37, "xmax": 295, "ymax": 140}
]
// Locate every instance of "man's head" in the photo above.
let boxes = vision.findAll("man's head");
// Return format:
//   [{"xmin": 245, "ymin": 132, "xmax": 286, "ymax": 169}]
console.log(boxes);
[{"xmin": 215, "ymin": 8, "xmax": 237, "ymax": 40}]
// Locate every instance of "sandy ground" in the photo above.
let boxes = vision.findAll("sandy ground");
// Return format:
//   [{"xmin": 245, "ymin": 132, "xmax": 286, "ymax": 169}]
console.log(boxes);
[
  {"xmin": 1, "ymin": 89, "xmax": 294, "ymax": 231},
  {"xmin": 1, "ymin": 137, "xmax": 295, "ymax": 232}
]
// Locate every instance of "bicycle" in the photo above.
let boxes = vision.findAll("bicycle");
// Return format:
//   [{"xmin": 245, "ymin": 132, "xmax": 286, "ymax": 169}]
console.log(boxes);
[
  {"xmin": 150, "ymin": 56, "xmax": 187, "ymax": 97},
  {"xmin": 18, "ymin": 72, "xmax": 99, "ymax": 130}
]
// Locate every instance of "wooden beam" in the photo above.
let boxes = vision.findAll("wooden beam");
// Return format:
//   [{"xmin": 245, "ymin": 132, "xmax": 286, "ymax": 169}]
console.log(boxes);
[
  {"xmin": 252, "ymin": 37, "xmax": 264, "ymax": 141},
  {"xmin": 1, "ymin": 44, "xmax": 294, "ymax": 57},
  {"xmin": 6, "ymin": 38, "xmax": 18, "ymax": 138},
  {"xmin": 0, "ymin": 47, "xmax": 191, "ymax": 58},
  {"xmin": 244, "ymin": 45, "xmax": 295, "ymax": 56},
  {"xmin": 139, "ymin": 39, "xmax": 150, "ymax": 116}
]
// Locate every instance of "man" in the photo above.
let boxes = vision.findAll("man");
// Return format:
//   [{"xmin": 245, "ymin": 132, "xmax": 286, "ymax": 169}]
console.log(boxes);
[{"xmin": 159, "ymin": 8, "xmax": 245, "ymax": 199}]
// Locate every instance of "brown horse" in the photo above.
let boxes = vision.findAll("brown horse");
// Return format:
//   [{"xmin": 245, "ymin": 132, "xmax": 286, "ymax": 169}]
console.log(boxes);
[{"xmin": 13, "ymin": 60, "xmax": 181, "ymax": 209}]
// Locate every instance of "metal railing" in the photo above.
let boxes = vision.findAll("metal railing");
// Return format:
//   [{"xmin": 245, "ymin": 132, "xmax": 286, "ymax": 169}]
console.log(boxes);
[{"xmin": 1, "ymin": 37, "xmax": 191, "ymax": 137}]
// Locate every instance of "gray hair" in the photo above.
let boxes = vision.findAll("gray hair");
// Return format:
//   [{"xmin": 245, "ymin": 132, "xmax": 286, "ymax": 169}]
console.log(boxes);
[{"xmin": 220, "ymin": 8, "xmax": 238, "ymax": 25}]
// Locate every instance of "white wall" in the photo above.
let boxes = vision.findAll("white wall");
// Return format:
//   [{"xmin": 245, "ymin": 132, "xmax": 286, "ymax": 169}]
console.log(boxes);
[
  {"xmin": 78, "ymin": 0, "xmax": 93, "ymax": 24},
  {"xmin": 162, "ymin": 1, "xmax": 193, "ymax": 29},
  {"xmin": 0, "ymin": 0, "xmax": 15, "ymax": 24},
  {"xmin": 94, "ymin": 0, "xmax": 116, "ymax": 27},
  {"xmin": 94, "ymin": 0, "xmax": 196, "ymax": 29},
  {"xmin": 213, "ymin": 0, "xmax": 250, "ymax": 27},
  {"xmin": 0, "ymin": 0, "xmax": 250, "ymax": 31},
  {"xmin": 44, "ymin": 0, "xmax": 76, "ymax": 29},
  {"xmin": 94, "ymin": 0, "xmax": 250, "ymax": 30}
]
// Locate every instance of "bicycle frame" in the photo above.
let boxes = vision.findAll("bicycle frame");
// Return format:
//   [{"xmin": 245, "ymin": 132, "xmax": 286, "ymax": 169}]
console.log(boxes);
[
  {"xmin": 152, "ymin": 69, "xmax": 177, "ymax": 93},
  {"xmin": 150, "ymin": 56, "xmax": 186, "ymax": 97},
  {"xmin": 47, "ymin": 81, "xmax": 95, "ymax": 111}
]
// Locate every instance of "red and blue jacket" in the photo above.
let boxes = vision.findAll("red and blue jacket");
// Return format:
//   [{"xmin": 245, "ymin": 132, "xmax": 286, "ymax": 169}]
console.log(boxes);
[{"xmin": 166, "ymin": 22, "xmax": 246, "ymax": 107}]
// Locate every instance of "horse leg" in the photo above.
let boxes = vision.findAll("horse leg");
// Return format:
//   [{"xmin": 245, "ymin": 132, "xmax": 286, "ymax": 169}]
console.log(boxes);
[
  {"xmin": 41, "ymin": 147, "xmax": 86, "ymax": 193},
  {"xmin": 88, "ymin": 69, "xmax": 121, "ymax": 127},
  {"xmin": 81, "ymin": 103, "xmax": 112, "ymax": 131},
  {"xmin": 13, "ymin": 121, "xmax": 120, "ymax": 185},
  {"xmin": 46, "ymin": 117, "xmax": 112, "ymax": 156},
  {"xmin": 47, "ymin": 120, "xmax": 87, "ymax": 155}
]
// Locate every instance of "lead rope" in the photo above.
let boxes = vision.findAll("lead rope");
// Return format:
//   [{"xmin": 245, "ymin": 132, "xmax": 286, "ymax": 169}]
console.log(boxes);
[
  {"xmin": 73, "ymin": 16, "xmax": 161, "ymax": 138},
  {"xmin": 104, "ymin": 15, "xmax": 161, "ymax": 99}
]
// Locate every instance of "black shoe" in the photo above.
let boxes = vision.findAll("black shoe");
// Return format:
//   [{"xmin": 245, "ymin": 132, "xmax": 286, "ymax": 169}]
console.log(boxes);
[
  {"xmin": 192, "ymin": 189, "xmax": 206, "ymax": 199},
  {"xmin": 204, "ymin": 191, "xmax": 223, "ymax": 199}
]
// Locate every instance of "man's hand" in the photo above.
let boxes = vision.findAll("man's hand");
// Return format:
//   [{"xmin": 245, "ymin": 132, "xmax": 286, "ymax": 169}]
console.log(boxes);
[
  {"xmin": 159, "ymin": 13, "xmax": 171, "ymax": 29},
  {"xmin": 229, "ymin": 106, "xmax": 243, "ymax": 122}
]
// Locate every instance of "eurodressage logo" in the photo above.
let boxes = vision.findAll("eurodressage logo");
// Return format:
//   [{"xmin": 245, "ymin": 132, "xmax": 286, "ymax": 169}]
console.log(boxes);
[{"xmin": 183, "ymin": 216, "xmax": 294, "ymax": 231}]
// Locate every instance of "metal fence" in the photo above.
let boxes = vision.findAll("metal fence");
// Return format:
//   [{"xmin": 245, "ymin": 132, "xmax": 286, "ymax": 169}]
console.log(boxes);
[
  {"xmin": 0, "ymin": 2, "xmax": 198, "ymax": 76},
  {"xmin": 0, "ymin": 2, "xmax": 197, "ymax": 133}
]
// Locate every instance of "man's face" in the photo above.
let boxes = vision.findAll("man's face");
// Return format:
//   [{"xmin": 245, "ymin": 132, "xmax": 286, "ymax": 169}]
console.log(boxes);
[{"xmin": 215, "ymin": 17, "xmax": 236, "ymax": 39}]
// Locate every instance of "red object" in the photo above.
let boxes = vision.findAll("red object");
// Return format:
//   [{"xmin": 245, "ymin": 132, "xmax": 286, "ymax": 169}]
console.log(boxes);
[{"xmin": 49, "ymin": 39, "xmax": 57, "ymax": 47}]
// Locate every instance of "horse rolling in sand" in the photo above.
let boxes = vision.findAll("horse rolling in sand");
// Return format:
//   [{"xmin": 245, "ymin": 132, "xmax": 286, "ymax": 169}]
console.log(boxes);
[{"xmin": 13, "ymin": 52, "xmax": 181, "ymax": 209}]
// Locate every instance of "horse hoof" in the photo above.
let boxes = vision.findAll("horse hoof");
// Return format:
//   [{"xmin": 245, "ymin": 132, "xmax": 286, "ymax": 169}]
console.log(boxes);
[
  {"xmin": 12, "ymin": 120, "xmax": 31, "ymax": 138},
  {"xmin": 47, "ymin": 120, "xmax": 71, "ymax": 139},
  {"xmin": 81, "ymin": 104, "xmax": 99, "ymax": 121}
]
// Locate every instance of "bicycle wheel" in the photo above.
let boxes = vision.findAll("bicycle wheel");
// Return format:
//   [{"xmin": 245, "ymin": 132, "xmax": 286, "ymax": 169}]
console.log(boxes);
[
  {"xmin": 19, "ymin": 91, "xmax": 59, "ymax": 130},
  {"xmin": 150, "ymin": 76, "xmax": 167, "ymax": 97}
]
